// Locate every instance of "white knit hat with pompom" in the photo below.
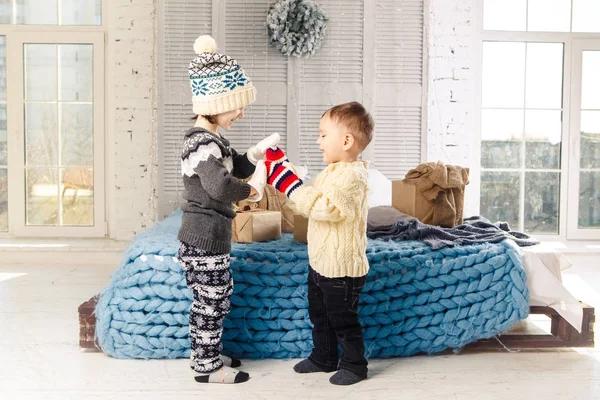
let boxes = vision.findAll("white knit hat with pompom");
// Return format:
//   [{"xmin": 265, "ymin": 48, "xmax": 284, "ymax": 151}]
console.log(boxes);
[{"xmin": 188, "ymin": 35, "xmax": 256, "ymax": 116}]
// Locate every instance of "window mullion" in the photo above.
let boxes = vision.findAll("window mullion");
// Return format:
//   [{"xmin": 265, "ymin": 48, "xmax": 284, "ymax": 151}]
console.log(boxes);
[{"xmin": 521, "ymin": 42, "xmax": 528, "ymax": 232}]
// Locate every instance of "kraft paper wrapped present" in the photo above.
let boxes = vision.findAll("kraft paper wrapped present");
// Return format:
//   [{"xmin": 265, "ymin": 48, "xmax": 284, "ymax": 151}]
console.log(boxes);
[
  {"xmin": 392, "ymin": 180, "xmax": 435, "ymax": 225},
  {"xmin": 232, "ymin": 206, "xmax": 282, "ymax": 243},
  {"xmin": 393, "ymin": 162, "xmax": 469, "ymax": 228},
  {"xmin": 235, "ymin": 183, "xmax": 294, "ymax": 233}
]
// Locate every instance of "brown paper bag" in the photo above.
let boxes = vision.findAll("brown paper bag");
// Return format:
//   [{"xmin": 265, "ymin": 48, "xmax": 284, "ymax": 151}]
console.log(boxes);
[
  {"xmin": 392, "ymin": 180, "xmax": 435, "ymax": 224},
  {"xmin": 235, "ymin": 194, "xmax": 268, "ymax": 215}
]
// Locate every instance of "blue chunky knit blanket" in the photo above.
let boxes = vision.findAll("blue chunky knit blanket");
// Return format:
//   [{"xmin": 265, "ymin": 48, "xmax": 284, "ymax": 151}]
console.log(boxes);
[{"xmin": 96, "ymin": 211, "xmax": 529, "ymax": 360}]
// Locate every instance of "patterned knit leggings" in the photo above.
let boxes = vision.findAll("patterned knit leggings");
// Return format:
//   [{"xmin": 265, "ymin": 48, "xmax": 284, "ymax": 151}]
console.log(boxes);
[{"xmin": 178, "ymin": 241, "xmax": 233, "ymax": 374}]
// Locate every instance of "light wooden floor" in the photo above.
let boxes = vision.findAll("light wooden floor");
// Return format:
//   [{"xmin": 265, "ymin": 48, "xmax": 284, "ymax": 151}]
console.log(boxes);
[{"xmin": 1, "ymin": 254, "xmax": 599, "ymax": 400}]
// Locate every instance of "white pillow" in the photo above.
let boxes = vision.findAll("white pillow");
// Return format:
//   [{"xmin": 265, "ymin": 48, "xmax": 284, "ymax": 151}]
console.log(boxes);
[{"xmin": 367, "ymin": 168, "xmax": 392, "ymax": 208}]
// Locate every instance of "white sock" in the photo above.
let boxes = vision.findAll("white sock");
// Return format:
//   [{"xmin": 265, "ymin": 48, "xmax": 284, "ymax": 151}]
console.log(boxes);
[
  {"xmin": 194, "ymin": 366, "xmax": 249, "ymax": 384},
  {"xmin": 193, "ymin": 355, "xmax": 240, "ymax": 374}
]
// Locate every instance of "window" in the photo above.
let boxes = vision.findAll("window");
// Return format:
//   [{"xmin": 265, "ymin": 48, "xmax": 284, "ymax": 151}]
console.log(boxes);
[
  {"xmin": 0, "ymin": 35, "xmax": 6, "ymax": 231},
  {"xmin": 483, "ymin": 0, "xmax": 600, "ymax": 33},
  {"xmin": 24, "ymin": 43, "xmax": 95, "ymax": 227},
  {"xmin": 480, "ymin": 42, "xmax": 563, "ymax": 234},
  {"xmin": 0, "ymin": 0, "xmax": 101, "ymax": 26},
  {"xmin": 578, "ymin": 51, "xmax": 600, "ymax": 228},
  {"xmin": 0, "ymin": 1, "xmax": 105, "ymax": 237},
  {"xmin": 480, "ymin": 1, "xmax": 600, "ymax": 239},
  {"xmin": 570, "ymin": 42, "xmax": 600, "ymax": 237}
]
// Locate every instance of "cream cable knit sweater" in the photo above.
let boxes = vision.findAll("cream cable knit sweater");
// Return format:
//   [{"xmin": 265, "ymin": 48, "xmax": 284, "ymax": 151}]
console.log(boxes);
[{"xmin": 289, "ymin": 160, "xmax": 369, "ymax": 278}]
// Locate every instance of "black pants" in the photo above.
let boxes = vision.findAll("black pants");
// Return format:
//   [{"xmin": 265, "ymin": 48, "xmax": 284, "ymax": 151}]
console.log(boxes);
[{"xmin": 307, "ymin": 266, "xmax": 368, "ymax": 376}]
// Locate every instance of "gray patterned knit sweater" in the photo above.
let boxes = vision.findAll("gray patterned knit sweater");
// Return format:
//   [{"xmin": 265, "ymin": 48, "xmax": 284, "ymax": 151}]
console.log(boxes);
[{"xmin": 178, "ymin": 127, "xmax": 255, "ymax": 253}]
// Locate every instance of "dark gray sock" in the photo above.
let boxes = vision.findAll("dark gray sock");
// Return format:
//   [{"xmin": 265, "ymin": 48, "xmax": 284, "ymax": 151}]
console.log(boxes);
[
  {"xmin": 222, "ymin": 355, "xmax": 241, "ymax": 368},
  {"xmin": 329, "ymin": 369, "xmax": 367, "ymax": 385},
  {"xmin": 293, "ymin": 359, "xmax": 337, "ymax": 373}
]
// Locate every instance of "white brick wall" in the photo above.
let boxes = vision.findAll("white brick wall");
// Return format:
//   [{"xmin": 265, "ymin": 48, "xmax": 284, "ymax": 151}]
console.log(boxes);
[
  {"xmin": 426, "ymin": 0, "xmax": 479, "ymax": 215},
  {"xmin": 108, "ymin": 0, "xmax": 158, "ymax": 240}
]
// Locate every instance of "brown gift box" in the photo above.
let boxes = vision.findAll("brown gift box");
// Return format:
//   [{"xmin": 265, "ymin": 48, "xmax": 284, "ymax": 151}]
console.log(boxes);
[
  {"xmin": 232, "ymin": 207, "xmax": 282, "ymax": 243},
  {"xmin": 391, "ymin": 180, "xmax": 435, "ymax": 224},
  {"xmin": 293, "ymin": 214, "xmax": 309, "ymax": 243},
  {"xmin": 235, "ymin": 184, "xmax": 294, "ymax": 233}
]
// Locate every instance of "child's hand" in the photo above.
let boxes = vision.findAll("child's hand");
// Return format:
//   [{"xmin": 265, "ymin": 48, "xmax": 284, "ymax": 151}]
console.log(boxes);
[
  {"xmin": 265, "ymin": 146, "xmax": 288, "ymax": 163},
  {"xmin": 246, "ymin": 133, "xmax": 281, "ymax": 164},
  {"xmin": 265, "ymin": 147, "xmax": 303, "ymax": 198},
  {"xmin": 264, "ymin": 146, "xmax": 308, "ymax": 178}
]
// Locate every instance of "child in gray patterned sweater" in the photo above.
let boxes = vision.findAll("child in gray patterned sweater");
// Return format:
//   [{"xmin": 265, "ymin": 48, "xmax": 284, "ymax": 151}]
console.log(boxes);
[{"xmin": 177, "ymin": 35, "xmax": 279, "ymax": 384}]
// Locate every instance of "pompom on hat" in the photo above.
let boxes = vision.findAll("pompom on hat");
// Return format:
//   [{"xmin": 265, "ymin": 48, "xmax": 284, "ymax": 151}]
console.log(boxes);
[{"xmin": 189, "ymin": 35, "xmax": 256, "ymax": 116}]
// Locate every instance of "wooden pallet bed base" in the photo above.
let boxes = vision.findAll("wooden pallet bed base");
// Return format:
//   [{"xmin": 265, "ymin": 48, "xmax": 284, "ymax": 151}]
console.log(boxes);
[
  {"xmin": 465, "ymin": 305, "xmax": 595, "ymax": 350},
  {"xmin": 78, "ymin": 296, "xmax": 595, "ymax": 351}
]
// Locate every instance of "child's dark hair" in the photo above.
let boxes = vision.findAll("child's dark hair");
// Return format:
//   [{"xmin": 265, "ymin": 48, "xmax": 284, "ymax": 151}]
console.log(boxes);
[
  {"xmin": 322, "ymin": 101, "xmax": 374, "ymax": 150},
  {"xmin": 191, "ymin": 115, "xmax": 217, "ymax": 124}
]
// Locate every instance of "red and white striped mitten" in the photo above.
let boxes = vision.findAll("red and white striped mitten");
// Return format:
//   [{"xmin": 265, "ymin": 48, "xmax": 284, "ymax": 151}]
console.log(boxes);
[{"xmin": 264, "ymin": 147, "xmax": 303, "ymax": 198}]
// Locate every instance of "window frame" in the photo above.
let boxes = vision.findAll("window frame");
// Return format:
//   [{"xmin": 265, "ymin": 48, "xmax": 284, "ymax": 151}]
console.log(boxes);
[
  {"xmin": 0, "ymin": 3, "xmax": 107, "ymax": 237},
  {"xmin": 568, "ymin": 39, "xmax": 600, "ymax": 240},
  {"xmin": 474, "ymin": 1, "xmax": 600, "ymax": 240}
]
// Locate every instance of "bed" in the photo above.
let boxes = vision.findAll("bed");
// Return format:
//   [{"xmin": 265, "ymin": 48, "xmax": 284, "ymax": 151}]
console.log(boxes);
[{"xmin": 91, "ymin": 211, "xmax": 535, "ymax": 360}]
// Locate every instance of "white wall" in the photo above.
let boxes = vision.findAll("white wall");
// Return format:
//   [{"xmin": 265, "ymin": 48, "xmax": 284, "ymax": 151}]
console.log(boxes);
[
  {"xmin": 426, "ymin": 0, "xmax": 479, "ymax": 216},
  {"xmin": 107, "ymin": 0, "xmax": 159, "ymax": 241}
]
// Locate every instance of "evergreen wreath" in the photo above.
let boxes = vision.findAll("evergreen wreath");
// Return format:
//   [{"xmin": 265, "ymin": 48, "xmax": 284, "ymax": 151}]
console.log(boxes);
[{"xmin": 267, "ymin": 0, "xmax": 328, "ymax": 58}]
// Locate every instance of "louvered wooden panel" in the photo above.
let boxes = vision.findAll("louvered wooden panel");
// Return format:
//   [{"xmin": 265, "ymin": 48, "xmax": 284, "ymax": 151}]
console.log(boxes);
[
  {"xmin": 161, "ymin": 0, "xmax": 211, "ymax": 215},
  {"xmin": 373, "ymin": 106, "xmax": 421, "ymax": 179},
  {"xmin": 375, "ymin": 0, "xmax": 423, "ymax": 85},
  {"xmin": 301, "ymin": 0, "xmax": 363, "ymax": 84},
  {"xmin": 162, "ymin": 104, "xmax": 287, "ymax": 195},
  {"xmin": 159, "ymin": 0, "xmax": 426, "ymax": 216},
  {"xmin": 298, "ymin": 105, "xmax": 327, "ymax": 181},
  {"xmin": 225, "ymin": 0, "xmax": 287, "ymax": 82},
  {"xmin": 163, "ymin": 0, "xmax": 212, "ymax": 84},
  {"xmin": 162, "ymin": 103, "xmax": 192, "ymax": 194},
  {"xmin": 226, "ymin": 105, "xmax": 287, "ymax": 155}
]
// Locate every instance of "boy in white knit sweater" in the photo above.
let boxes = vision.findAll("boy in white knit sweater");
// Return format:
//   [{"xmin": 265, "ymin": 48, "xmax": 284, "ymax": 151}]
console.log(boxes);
[{"xmin": 264, "ymin": 101, "xmax": 374, "ymax": 385}]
